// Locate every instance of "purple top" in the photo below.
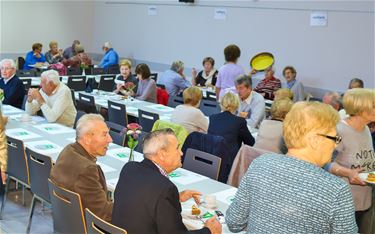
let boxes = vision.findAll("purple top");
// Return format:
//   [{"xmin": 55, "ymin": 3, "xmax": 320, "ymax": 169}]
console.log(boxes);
[
  {"xmin": 216, "ymin": 63, "xmax": 245, "ymax": 98},
  {"xmin": 135, "ymin": 78, "xmax": 157, "ymax": 103}
]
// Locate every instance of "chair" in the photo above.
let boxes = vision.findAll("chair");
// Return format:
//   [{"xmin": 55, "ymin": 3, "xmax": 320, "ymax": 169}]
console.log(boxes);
[
  {"xmin": 16, "ymin": 70, "xmax": 35, "ymax": 77},
  {"xmin": 25, "ymin": 148, "xmax": 52, "ymax": 233},
  {"xmin": 108, "ymin": 100, "xmax": 128, "ymax": 127},
  {"xmin": 150, "ymin": 73, "xmax": 158, "ymax": 82},
  {"xmin": 22, "ymin": 78, "xmax": 32, "ymax": 91},
  {"xmin": 17, "ymin": 57, "xmax": 26, "ymax": 70},
  {"xmin": 199, "ymin": 99, "xmax": 220, "ymax": 116},
  {"xmin": 85, "ymin": 208, "xmax": 126, "ymax": 234},
  {"xmin": 77, "ymin": 93, "xmax": 97, "ymax": 114},
  {"xmin": 48, "ymin": 179, "xmax": 87, "ymax": 234},
  {"xmin": 67, "ymin": 76, "xmax": 87, "ymax": 92},
  {"xmin": 107, "ymin": 65, "xmax": 120, "ymax": 75},
  {"xmin": 156, "ymin": 84, "xmax": 165, "ymax": 89},
  {"xmin": 67, "ymin": 67, "xmax": 82, "ymax": 76},
  {"xmin": 71, "ymin": 89, "xmax": 77, "ymax": 107},
  {"xmin": 183, "ymin": 148, "xmax": 221, "ymax": 180},
  {"xmin": 205, "ymin": 91, "xmax": 217, "ymax": 101},
  {"xmin": 157, "ymin": 87, "xmax": 169, "ymax": 106},
  {"xmin": 0, "ymin": 136, "xmax": 30, "ymax": 219},
  {"xmin": 134, "ymin": 131, "xmax": 146, "ymax": 153},
  {"xmin": 92, "ymin": 68, "xmax": 106, "ymax": 75},
  {"xmin": 151, "ymin": 120, "xmax": 189, "ymax": 148},
  {"xmin": 98, "ymin": 75, "xmax": 115, "ymax": 92},
  {"xmin": 138, "ymin": 109, "xmax": 159, "ymax": 132},
  {"xmin": 74, "ymin": 110, "xmax": 86, "ymax": 129},
  {"xmin": 106, "ymin": 121, "xmax": 126, "ymax": 146},
  {"xmin": 167, "ymin": 95, "xmax": 184, "ymax": 108}
]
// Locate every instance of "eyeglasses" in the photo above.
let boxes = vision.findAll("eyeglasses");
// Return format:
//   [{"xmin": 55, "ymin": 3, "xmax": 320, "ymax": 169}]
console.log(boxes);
[{"xmin": 317, "ymin": 134, "xmax": 342, "ymax": 144}]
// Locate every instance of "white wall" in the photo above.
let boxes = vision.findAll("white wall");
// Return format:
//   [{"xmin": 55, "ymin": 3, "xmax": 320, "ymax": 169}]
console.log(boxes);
[
  {"xmin": 0, "ymin": 0, "xmax": 94, "ymax": 56},
  {"xmin": 92, "ymin": 0, "xmax": 375, "ymax": 93}
]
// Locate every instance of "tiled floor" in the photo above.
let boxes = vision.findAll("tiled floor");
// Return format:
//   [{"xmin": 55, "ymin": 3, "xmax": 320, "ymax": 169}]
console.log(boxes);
[{"xmin": 0, "ymin": 182, "xmax": 53, "ymax": 234}]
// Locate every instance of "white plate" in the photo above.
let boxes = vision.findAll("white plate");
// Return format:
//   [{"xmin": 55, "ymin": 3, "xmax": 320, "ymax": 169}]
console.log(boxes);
[{"xmin": 359, "ymin": 172, "xmax": 375, "ymax": 185}]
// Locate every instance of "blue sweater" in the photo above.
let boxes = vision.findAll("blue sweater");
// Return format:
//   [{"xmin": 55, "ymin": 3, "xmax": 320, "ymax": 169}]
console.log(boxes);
[
  {"xmin": 98, "ymin": 48, "xmax": 119, "ymax": 69},
  {"xmin": 0, "ymin": 75, "xmax": 26, "ymax": 108},
  {"xmin": 23, "ymin": 51, "xmax": 46, "ymax": 70}
]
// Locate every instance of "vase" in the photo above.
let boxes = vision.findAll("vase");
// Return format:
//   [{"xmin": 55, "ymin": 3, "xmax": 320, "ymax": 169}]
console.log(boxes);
[{"xmin": 128, "ymin": 148, "xmax": 134, "ymax": 162}]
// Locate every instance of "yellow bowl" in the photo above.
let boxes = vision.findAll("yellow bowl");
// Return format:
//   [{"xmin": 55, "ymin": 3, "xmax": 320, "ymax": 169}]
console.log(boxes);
[{"xmin": 250, "ymin": 52, "xmax": 274, "ymax": 71}]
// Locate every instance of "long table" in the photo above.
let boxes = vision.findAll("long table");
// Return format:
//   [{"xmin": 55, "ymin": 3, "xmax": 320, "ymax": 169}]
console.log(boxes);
[{"xmin": 3, "ymin": 104, "xmax": 240, "ymax": 233}]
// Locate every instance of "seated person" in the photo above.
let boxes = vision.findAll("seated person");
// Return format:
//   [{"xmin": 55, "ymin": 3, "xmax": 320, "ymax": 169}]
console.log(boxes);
[
  {"xmin": 348, "ymin": 78, "xmax": 364, "ymax": 89},
  {"xmin": 62, "ymin": 44, "xmax": 92, "ymax": 69},
  {"xmin": 252, "ymin": 66, "xmax": 281, "ymax": 100},
  {"xmin": 133, "ymin": 63, "xmax": 157, "ymax": 103},
  {"xmin": 0, "ymin": 59, "xmax": 26, "ymax": 108},
  {"xmin": 158, "ymin": 60, "xmax": 191, "ymax": 96},
  {"xmin": 254, "ymin": 99, "xmax": 293, "ymax": 154},
  {"xmin": 171, "ymin": 86, "xmax": 208, "ymax": 133},
  {"xmin": 282, "ymin": 66, "xmax": 305, "ymax": 102},
  {"xmin": 50, "ymin": 114, "xmax": 113, "ymax": 222},
  {"xmin": 208, "ymin": 92, "xmax": 255, "ymax": 173},
  {"xmin": 63, "ymin": 40, "xmax": 80, "ymax": 59},
  {"xmin": 226, "ymin": 102, "xmax": 357, "ymax": 233},
  {"xmin": 98, "ymin": 42, "xmax": 119, "ymax": 69},
  {"xmin": 274, "ymin": 88, "xmax": 294, "ymax": 101},
  {"xmin": 112, "ymin": 129, "xmax": 221, "ymax": 234},
  {"xmin": 45, "ymin": 41, "xmax": 63, "ymax": 64},
  {"xmin": 322, "ymin": 91, "xmax": 341, "ymax": 111},
  {"xmin": 25, "ymin": 70, "xmax": 77, "ymax": 127},
  {"xmin": 114, "ymin": 59, "xmax": 138, "ymax": 94},
  {"xmin": 23, "ymin": 43, "xmax": 47, "ymax": 70},
  {"xmin": 235, "ymin": 75, "xmax": 265, "ymax": 128},
  {"xmin": 191, "ymin": 57, "xmax": 218, "ymax": 87}
]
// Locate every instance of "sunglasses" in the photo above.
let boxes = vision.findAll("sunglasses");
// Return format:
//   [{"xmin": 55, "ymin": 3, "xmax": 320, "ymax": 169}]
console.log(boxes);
[{"xmin": 317, "ymin": 134, "xmax": 342, "ymax": 144}]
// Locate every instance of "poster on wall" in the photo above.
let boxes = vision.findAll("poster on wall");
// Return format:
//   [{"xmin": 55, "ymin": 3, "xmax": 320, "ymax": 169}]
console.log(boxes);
[{"xmin": 310, "ymin": 12, "xmax": 328, "ymax": 26}]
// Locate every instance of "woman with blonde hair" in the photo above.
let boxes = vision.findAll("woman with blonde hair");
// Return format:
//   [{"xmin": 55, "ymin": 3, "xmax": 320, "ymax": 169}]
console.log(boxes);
[
  {"xmin": 274, "ymin": 88, "xmax": 294, "ymax": 101},
  {"xmin": 171, "ymin": 86, "xmax": 208, "ymax": 133},
  {"xmin": 114, "ymin": 59, "xmax": 138, "ymax": 94},
  {"xmin": 45, "ymin": 41, "xmax": 63, "ymax": 64}
]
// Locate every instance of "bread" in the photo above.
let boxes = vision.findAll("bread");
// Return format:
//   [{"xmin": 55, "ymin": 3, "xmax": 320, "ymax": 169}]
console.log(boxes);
[
  {"xmin": 367, "ymin": 173, "xmax": 375, "ymax": 182},
  {"xmin": 191, "ymin": 205, "xmax": 201, "ymax": 215}
]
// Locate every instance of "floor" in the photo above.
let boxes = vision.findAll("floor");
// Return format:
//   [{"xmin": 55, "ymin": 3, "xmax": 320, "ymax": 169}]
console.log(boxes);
[{"xmin": 0, "ymin": 182, "xmax": 53, "ymax": 234}]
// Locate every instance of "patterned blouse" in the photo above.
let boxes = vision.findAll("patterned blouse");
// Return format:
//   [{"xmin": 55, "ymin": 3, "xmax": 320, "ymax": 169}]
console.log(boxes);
[
  {"xmin": 253, "ymin": 76, "xmax": 281, "ymax": 100},
  {"xmin": 226, "ymin": 153, "xmax": 357, "ymax": 234}
]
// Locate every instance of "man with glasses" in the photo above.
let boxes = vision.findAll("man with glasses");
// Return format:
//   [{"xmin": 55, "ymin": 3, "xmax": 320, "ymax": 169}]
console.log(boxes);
[{"xmin": 0, "ymin": 59, "xmax": 26, "ymax": 108}]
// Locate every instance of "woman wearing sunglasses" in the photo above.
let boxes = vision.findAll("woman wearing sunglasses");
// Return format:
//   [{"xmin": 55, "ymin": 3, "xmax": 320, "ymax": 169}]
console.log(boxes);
[{"xmin": 327, "ymin": 88, "xmax": 375, "ymax": 232}]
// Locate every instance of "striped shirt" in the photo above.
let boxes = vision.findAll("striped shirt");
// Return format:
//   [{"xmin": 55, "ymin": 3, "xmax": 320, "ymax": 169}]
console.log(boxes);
[
  {"xmin": 253, "ymin": 76, "xmax": 281, "ymax": 100},
  {"xmin": 226, "ymin": 153, "xmax": 357, "ymax": 234}
]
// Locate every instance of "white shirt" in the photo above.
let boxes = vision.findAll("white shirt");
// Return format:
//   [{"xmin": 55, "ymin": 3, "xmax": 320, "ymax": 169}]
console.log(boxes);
[{"xmin": 25, "ymin": 83, "xmax": 77, "ymax": 127}]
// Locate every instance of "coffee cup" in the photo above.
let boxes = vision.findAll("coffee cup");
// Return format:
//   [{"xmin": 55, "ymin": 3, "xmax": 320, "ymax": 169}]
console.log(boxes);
[{"xmin": 204, "ymin": 195, "xmax": 217, "ymax": 208}]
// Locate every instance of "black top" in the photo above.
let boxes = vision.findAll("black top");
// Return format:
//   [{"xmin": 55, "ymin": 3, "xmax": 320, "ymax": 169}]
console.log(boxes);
[
  {"xmin": 0, "ymin": 75, "xmax": 26, "ymax": 108},
  {"xmin": 195, "ymin": 70, "xmax": 218, "ymax": 86},
  {"xmin": 115, "ymin": 74, "xmax": 139, "ymax": 93}
]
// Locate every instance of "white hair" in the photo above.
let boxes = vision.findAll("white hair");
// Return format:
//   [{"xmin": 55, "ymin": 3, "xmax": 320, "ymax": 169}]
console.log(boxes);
[
  {"xmin": 143, "ymin": 129, "xmax": 175, "ymax": 158},
  {"xmin": 76, "ymin": 114, "xmax": 105, "ymax": 140},
  {"xmin": 41, "ymin": 70, "xmax": 60, "ymax": 85},
  {"xmin": 0, "ymin": 59, "xmax": 16, "ymax": 69},
  {"xmin": 103, "ymin": 42, "xmax": 112, "ymax": 49}
]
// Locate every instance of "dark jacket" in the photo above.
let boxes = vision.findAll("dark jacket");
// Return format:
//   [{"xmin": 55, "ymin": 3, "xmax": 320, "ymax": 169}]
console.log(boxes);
[
  {"xmin": 112, "ymin": 158, "xmax": 210, "ymax": 234},
  {"xmin": 0, "ymin": 75, "xmax": 26, "ymax": 108}
]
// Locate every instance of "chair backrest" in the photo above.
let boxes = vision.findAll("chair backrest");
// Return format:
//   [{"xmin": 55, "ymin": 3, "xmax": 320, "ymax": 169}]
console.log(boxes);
[
  {"xmin": 156, "ymin": 88, "xmax": 169, "ymax": 106},
  {"xmin": 199, "ymin": 99, "xmax": 221, "ymax": 116},
  {"xmin": 6, "ymin": 136, "xmax": 30, "ymax": 185},
  {"xmin": 167, "ymin": 95, "xmax": 184, "ymax": 108},
  {"xmin": 205, "ymin": 91, "xmax": 217, "ymax": 101},
  {"xmin": 48, "ymin": 179, "xmax": 87, "ymax": 234},
  {"xmin": 22, "ymin": 95, "xmax": 28, "ymax": 110},
  {"xmin": 16, "ymin": 70, "xmax": 35, "ymax": 77},
  {"xmin": 21, "ymin": 78, "xmax": 32, "ymax": 91},
  {"xmin": 74, "ymin": 110, "xmax": 86, "ymax": 129},
  {"xmin": 17, "ymin": 57, "xmax": 26, "ymax": 70},
  {"xmin": 71, "ymin": 89, "xmax": 77, "ymax": 107},
  {"xmin": 150, "ymin": 73, "xmax": 158, "ymax": 82},
  {"xmin": 26, "ymin": 148, "xmax": 52, "ymax": 202},
  {"xmin": 98, "ymin": 75, "xmax": 115, "ymax": 92},
  {"xmin": 107, "ymin": 100, "xmax": 127, "ymax": 126},
  {"xmin": 67, "ymin": 67, "xmax": 82, "ymax": 76},
  {"xmin": 156, "ymin": 84, "xmax": 165, "ymax": 89},
  {"xmin": 107, "ymin": 65, "xmax": 120, "ymax": 75},
  {"xmin": 106, "ymin": 121, "xmax": 126, "ymax": 146},
  {"xmin": 183, "ymin": 148, "xmax": 221, "ymax": 180},
  {"xmin": 151, "ymin": 120, "xmax": 189, "ymax": 148},
  {"xmin": 67, "ymin": 76, "xmax": 87, "ymax": 92},
  {"xmin": 85, "ymin": 208, "xmax": 127, "ymax": 234},
  {"xmin": 77, "ymin": 93, "xmax": 97, "ymax": 114},
  {"xmin": 92, "ymin": 68, "xmax": 106, "ymax": 75},
  {"xmin": 134, "ymin": 131, "xmax": 146, "ymax": 153},
  {"xmin": 138, "ymin": 109, "xmax": 159, "ymax": 132}
]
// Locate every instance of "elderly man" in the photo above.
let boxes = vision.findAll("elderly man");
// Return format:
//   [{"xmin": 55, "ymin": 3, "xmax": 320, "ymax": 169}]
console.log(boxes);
[
  {"xmin": 50, "ymin": 114, "xmax": 113, "ymax": 222},
  {"xmin": 98, "ymin": 42, "xmax": 119, "ymax": 69},
  {"xmin": 158, "ymin": 60, "xmax": 191, "ymax": 96},
  {"xmin": 25, "ymin": 70, "xmax": 77, "ymax": 127},
  {"xmin": 235, "ymin": 75, "xmax": 265, "ymax": 128},
  {"xmin": 252, "ymin": 66, "xmax": 281, "ymax": 100},
  {"xmin": 0, "ymin": 59, "xmax": 26, "ymax": 108},
  {"xmin": 63, "ymin": 40, "xmax": 80, "ymax": 59},
  {"xmin": 112, "ymin": 129, "xmax": 222, "ymax": 234},
  {"xmin": 322, "ymin": 91, "xmax": 341, "ymax": 111}
]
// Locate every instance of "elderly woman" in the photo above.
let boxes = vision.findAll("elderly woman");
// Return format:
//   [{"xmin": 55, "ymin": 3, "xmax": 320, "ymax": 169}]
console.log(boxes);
[
  {"xmin": 348, "ymin": 78, "xmax": 364, "ymax": 89},
  {"xmin": 23, "ymin": 43, "xmax": 47, "ymax": 70},
  {"xmin": 132, "ymin": 63, "xmax": 156, "ymax": 103},
  {"xmin": 282, "ymin": 66, "xmax": 305, "ymax": 102},
  {"xmin": 191, "ymin": 57, "xmax": 218, "ymax": 87},
  {"xmin": 226, "ymin": 102, "xmax": 357, "ymax": 233},
  {"xmin": 274, "ymin": 88, "xmax": 294, "ymax": 101},
  {"xmin": 252, "ymin": 66, "xmax": 281, "ymax": 101},
  {"xmin": 171, "ymin": 87, "xmax": 208, "ymax": 133},
  {"xmin": 45, "ymin": 41, "xmax": 63, "ymax": 64},
  {"xmin": 114, "ymin": 59, "xmax": 138, "ymax": 94},
  {"xmin": 253, "ymin": 99, "xmax": 293, "ymax": 154},
  {"xmin": 327, "ymin": 88, "xmax": 375, "ymax": 231}
]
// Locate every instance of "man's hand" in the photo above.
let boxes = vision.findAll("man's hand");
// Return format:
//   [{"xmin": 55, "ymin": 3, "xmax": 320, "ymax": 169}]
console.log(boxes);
[
  {"xmin": 204, "ymin": 217, "xmax": 222, "ymax": 234},
  {"xmin": 179, "ymin": 190, "xmax": 202, "ymax": 204},
  {"xmin": 348, "ymin": 167, "xmax": 366, "ymax": 185}
]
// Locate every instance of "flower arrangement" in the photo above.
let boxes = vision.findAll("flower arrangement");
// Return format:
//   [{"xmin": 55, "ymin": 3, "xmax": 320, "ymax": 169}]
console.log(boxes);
[
  {"xmin": 0, "ymin": 89, "xmax": 4, "ymax": 102},
  {"xmin": 121, "ymin": 123, "xmax": 142, "ymax": 162},
  {"xmin": 124, "ymin": 82, "xmax": 136, "ymax": 92}
]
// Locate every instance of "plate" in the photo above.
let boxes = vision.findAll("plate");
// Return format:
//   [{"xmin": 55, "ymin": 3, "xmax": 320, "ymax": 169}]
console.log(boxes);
[
  {"xmin": 250, "ymin": 52, "xmax": 274, "ymax": 71},
  {"xmin": 359, "ymin": 172, "xmax": 375, "ymax": 185}
]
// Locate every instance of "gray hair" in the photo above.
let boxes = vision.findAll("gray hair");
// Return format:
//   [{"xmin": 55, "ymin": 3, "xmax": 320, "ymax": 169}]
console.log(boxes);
[
  {"xmin": 143, "ymin": 129, "xmax": 176, "ymax": 158},
  {"xmin": 75, "ymin": 44, "xmax": 85, "ymax": 53},
  {"xmin": 0, "ymin": 59, "xmax": 16, "ymax": 69},
  {"xmin": 76, "ymin": 114, "xmax": 105, "ymax": 140},
  {"xmin": 41, "ymin": 70, "xmax": 60, "ymax": 85},
  {"xmin": 170, "ymin": 60, "xmax": 184, "ymax": 73},
  {"xmin": 323, "ymin": 91, "xmax": 341, "ymax": 107},
  {"xmin": 235, "ymin": 74, "xmax": 252, "ymax": 88}
]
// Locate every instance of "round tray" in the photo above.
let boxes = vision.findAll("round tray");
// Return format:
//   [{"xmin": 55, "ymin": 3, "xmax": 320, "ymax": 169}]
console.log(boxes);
[{"xmin": 250, "ymin": 52, "xmax": 274, "ymax": 71}]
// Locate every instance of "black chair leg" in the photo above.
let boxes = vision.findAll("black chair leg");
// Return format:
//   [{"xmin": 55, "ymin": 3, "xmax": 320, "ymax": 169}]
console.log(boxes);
[
  {"xmin": 26, "ymin": 195, "xmax": 37, "ymax": 233},
  {"xmin": 0, "ymin": 177, "xmax": 10, "ymax": 219}
]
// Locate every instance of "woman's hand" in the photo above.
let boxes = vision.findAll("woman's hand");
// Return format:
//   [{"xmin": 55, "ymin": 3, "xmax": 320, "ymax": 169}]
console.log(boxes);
[{"xmin": 348, "ymin": 167, "xmax": 366, "ymax": 185}]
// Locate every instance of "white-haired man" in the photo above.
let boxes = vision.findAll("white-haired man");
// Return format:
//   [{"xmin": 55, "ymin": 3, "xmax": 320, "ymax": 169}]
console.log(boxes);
[
  {"xmin": 0, "ymin": 59, "xmax": 26, "ymax": 108},
  {"xmin": 98, "ymin": 42, "xmax": 119, "ymax": 69},
  {"xmin": 112, "ymin": 129, "xmax": 222, "ymax": 234},
  {"xmin": 25, "ymin": 70, "xmax": 77, "ymax": 127},
  {"xmin": 158, "ymin": 60, "xmax": 191, "ymax": 96},
  {"xmin": 50, "ymin": 114, "xmax": 113, "ymax": 222}
]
